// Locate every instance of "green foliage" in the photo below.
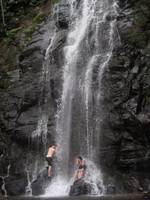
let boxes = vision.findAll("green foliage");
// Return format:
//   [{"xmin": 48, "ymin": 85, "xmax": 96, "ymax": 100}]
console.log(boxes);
[
  {"xmin": 126, "ymin": 0, "xmax": 150, "ymax": 49},
  {"xmin": 126, "ymin": 28, "xmax": 148, "ymax": 48},
  {"xmin": 52, "ymin": 0, "xmax": 59, "ymax": 4},
  {"xmin": 4, "ymin": 27, "xmax": 22, "ymax": 46},
  {"xmin": 24, "ymin": 25, "xmax": 37, "ymax": 43},
  {"xmin": 33, "ymin": 12, "xmax": 45, "ymax": 24},
  {"xmin": 24, "ymin": 12, "xmax": 46, "ymax": 43},
  {"xmin": 3, "ymin": 9, "xmax": 47, "ymax": 45},
  {"xmin": 0, "ymin": 72, "xmax": 10, "ymax": 89}
]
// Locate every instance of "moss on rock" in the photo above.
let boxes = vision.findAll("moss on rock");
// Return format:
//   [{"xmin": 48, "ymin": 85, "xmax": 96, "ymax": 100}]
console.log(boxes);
[
  {"xmin": 0, "ymin": 0, "xmax": 60, "ymax": 90},
  {"xmin": 126, "ymin": 0, "xmax": 150, "ymax": 49}
]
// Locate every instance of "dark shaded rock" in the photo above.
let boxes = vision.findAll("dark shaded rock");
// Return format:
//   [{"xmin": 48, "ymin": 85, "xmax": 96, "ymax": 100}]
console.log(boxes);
[
  {"xmin": 106, "ymin": 183, "xmax": 116, "ymax": 194},
  {"xmin": 31, "ymin": 168, "xmax": 51, "ymax": 196},
  {"xmin": 0, "ymin": 15, "xmax": 57, "ymax": 195},
  {"xmin": 106, "ymin": 15, "xmax": 117, "ymax": 22},
  {"xmin": 5, "ymin": 175, "xmax": 27, "ymax": 196},
  {"xmin": 99, "ymin": 0, "xmax": 150, "ymax": 193},
  {"xmin": 69, "ymin": 179, "xmax": 91, "ymax": 196},
  {"xmin": 125, "ymin": 176, "xmax": 144, "ymax": 193},
  {"xmin": 0, "ymin": 0, "xmax": 69, "ymax": 194},
  {"xmin": 53, "ymin": 3, "xmax": 70, "ymax": 29}
]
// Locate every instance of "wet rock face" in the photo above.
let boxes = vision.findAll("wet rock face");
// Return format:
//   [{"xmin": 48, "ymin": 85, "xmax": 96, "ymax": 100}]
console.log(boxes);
[
  {"xmin": 69, "ymin": 179, "xmax": 91, "ymax": 196},
  {"xmin": 100, "ymin": 0, "xmax": 150, "ymax": 192},
  {"xmin": 0, "ymin": 0, "xmax": 69, "ymax": 195},
  {"xmin": 5, "ymin": 175, "xmax": 28, "ymax": 196},
  {"xmin": 1, "ymin": 0, "xmax": 70, "ymax": 197},
  {"xmin": 3, "ymin": 21, "xmax": 53, "ymax": 143},
  {"xmin": 31, "ymin": 169, "xmax": 51, "ymax": 195},
  {"xmin": 53, "ymin": 3, "xmax": 70, "ymax": 29}
]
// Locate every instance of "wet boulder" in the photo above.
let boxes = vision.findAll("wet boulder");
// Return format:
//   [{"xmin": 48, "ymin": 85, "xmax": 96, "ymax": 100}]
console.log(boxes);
[
  {"xmin": 31, "ymin": 168, "xmax": 51, "ymax": 196},
  {"xmin": 69, "ymin": 179, "xmax": 91, "ymax": 196}
]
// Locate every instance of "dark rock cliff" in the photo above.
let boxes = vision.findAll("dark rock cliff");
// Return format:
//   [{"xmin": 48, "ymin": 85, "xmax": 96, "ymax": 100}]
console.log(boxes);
[
  {"xmin": 0, "ymin": 20, "xmax": 53, "ymax": 195},
  {"xmin": 0, "ymin": 0, "xmax": 150, "ymax": 196},
  {"xmin": 0, "ymin": 1, "xmax": 69, "ymax": 195},
  {"xmin": 100, "ymin": 0, "xmax": 150, "ymax": 193}
]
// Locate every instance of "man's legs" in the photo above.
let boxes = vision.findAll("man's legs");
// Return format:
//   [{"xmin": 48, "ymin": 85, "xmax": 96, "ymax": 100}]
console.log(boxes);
[
  {"xmin": 46, "ymin": 157, "xmax": 53, "ymax": 177},
  {"xmin": 48, "ymin": 165, "xmax": 52, "ymax": 177}
]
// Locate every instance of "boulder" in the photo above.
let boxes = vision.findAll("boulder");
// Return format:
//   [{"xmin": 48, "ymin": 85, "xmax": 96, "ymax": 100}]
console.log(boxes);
[
  {"xmin": 31, "ymin": 168, "xmax": 51, "ymax": 196},
  {"xmin": 5, "ymin": 175, "xmax": 27, "ymax": 196},
  {"xmin": 69, "ymin": 179, "xmax": 91, "ymax": 196}
]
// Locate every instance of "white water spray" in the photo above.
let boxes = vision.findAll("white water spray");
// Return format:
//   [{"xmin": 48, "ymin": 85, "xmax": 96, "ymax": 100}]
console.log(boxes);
[
  {"xmin": 56, "ymin": 0, "xmax": 97, "ymax": 176},
  {"xmin": 46, "ymin": 0, "xmax": 119, "ymax": 196}
]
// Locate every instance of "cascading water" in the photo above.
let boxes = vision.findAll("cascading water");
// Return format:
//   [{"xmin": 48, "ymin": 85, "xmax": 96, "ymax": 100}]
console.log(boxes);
[
  {"xmin": 0, "ymin": 164, "xmax": 10, "ymax": 197},
  {"xmin": 46, "ymin": 0, "xmax": 119, "ymax": 196}
]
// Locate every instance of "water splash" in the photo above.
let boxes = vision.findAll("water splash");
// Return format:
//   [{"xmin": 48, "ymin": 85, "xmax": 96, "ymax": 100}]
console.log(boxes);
[
  {"xmin": 0, "ymin": 164, "xmax": 11, "ymax": 197},
  {"xmin": 45, "ymin": 177, "xmax": 71, "ymax": 196},
  {"xmin": 84, "ymin": 159, "xmax": 105, "ymax": 195}
]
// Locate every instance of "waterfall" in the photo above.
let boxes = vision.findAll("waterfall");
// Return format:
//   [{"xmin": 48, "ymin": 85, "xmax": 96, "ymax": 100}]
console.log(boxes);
[
  {"xmin": 56, "ymin": 0, "xmax": 97, "ymax": 178},
  {"xmin": 46, "ymin": 0, "xmax": 119, "ymax": 196}
]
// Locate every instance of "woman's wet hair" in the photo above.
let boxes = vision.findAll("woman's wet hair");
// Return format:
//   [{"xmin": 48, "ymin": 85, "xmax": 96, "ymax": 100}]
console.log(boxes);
[{"xmin": 78, "ymin": 156, "xmax": 83, "ymax": 160}]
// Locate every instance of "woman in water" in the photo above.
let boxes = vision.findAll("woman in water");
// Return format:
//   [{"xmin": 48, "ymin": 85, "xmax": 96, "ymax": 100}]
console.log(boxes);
[{"xmin": 75, "ymin": 156, "xmax": 87, "ymax": 180}]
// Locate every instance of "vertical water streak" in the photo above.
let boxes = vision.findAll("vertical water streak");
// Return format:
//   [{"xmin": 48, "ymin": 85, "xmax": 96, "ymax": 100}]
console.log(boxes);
[
  {"xmin": 84, "ymin": 55, "xmax": 98, "ymax": 158},
  {"xmin": 80, "ymin": 0, "xmax": 119, "ymax": 194},
  {"xmin": 95, "ymin": 1, "xmax": 119, "ymax": 161},
  {"xmin": 31, "ymin": 36, "xmax": 55, "ymax": 152},
  {"xmin": 82, "ymin": 0, "xmax": 119, "ymax": 162},
  {"xmin": 25, "ymin": 166, "xmax": 32, "ymax": 196},
  {"xmin": 0, "ymin": 164, "xmax": 10, "ymax": 197}
]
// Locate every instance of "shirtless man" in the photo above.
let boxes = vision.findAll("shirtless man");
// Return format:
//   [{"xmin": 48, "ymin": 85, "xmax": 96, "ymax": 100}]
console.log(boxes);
[
  {"xmin": 46, "ymin": 144, "xmax": 57, "ymax": 177},
  {"xmin": 75, "ymin": 156, "xmax": 87, "ymax": 180}
]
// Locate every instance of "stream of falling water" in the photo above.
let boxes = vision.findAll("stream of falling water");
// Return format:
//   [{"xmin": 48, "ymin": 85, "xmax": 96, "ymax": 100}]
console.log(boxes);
[
  {"xmin": 0, "ymin": 164, "xmax": 11, "ymax": 197},
  {"xmin": 46, "ymin": 0, "xmax": 119, "ymax": 196}
]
